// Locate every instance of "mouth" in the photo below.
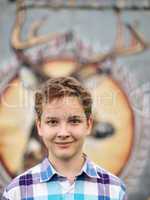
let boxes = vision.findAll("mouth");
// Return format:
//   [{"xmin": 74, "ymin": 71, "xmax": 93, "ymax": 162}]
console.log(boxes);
[{"xmin": 54, "ymin": 141, "xmax": 74, "ymax": 148}]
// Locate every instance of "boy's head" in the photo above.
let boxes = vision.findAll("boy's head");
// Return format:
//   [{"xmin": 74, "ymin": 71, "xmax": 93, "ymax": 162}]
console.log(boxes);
[{"xmin": 34, "ymin": 76, "xmax": 92, "ymax": 122}]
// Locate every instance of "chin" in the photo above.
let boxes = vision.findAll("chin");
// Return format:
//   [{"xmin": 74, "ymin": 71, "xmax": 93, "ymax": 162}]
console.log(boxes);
[
  {"xmin": 56, "ymin": 154, "xmax": 73, "ymax": 161},
  {"xmin": 54, "ymin": 151, "xmax": 78, "ymax": 161}
]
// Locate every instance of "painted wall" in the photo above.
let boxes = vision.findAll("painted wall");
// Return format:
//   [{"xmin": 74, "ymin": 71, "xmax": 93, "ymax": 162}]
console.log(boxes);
[{"xmin": 0, "ymin": 1, "xmax": 150, "ymax": 199}]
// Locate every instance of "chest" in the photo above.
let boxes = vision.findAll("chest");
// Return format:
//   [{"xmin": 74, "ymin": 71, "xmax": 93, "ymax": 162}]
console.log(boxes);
[{"xmin": 19, "ymin": 179, "xmax": 119, "ymax": 200}]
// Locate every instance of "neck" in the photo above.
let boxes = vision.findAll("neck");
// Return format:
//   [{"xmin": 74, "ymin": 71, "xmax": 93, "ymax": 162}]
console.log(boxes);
[{"xmin": 48, "ymin": 153, "xmax": 85, "ymax": 179}]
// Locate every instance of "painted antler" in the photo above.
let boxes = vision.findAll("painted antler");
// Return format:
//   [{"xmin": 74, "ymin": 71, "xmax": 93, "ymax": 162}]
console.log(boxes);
[
  {"xmin": 11, "ymin": 0, "xmax": 73, "ymax": 81},
  {"xmin": 82, "ymin": 10, "xmax": 149, "ymax": 65},
  {"xmin": 11, "ymin": 0, "xmax": 66, "ymax": 50},
  {"xmin": 114, "ymin": 10, "xmax": 147, "ymax": 55},
  {"xmin": 11, "ymin": 1, "xmax": 150, "ymax": 76}
]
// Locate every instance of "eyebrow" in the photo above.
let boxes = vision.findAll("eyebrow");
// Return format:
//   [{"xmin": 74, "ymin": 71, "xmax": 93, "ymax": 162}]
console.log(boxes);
[
  {"xmin": 68, "ymin": 115, "xmax": 83, "ymax": 118},
  {"xmin": 44, "ymin": 115, "xmax": 84, "ymax": 120},
  {"xmin": 44, "ymin": 117, "xmax": 58, "ymax": 120}
]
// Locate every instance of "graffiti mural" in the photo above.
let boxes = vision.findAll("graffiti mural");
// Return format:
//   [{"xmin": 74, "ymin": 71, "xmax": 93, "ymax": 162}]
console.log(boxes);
[{"xmin": 0, "ymin": 1, "xmax": 150, "ymax": 199}]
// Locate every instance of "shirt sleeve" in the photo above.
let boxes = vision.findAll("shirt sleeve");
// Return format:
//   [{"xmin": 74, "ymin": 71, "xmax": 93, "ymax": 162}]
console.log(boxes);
[
  {"xmin": 1, "ymin": 189, "xmax": 10, "ymax": 200},
  {"xmin": 119, "ymin": 181, "xmax": 128, "ymax": 200},
  {"xmin": 123, "ymin": 192, "xmax": 128, "ymax": 200}
]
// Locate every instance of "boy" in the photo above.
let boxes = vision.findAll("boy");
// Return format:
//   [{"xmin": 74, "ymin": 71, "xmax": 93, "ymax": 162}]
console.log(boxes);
[{"xmin": 2, "ymin": 76, "xmax": 127, "ymax": 200}]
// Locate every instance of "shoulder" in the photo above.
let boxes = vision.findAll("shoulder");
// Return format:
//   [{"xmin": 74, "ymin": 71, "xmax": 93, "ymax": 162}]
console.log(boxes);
[
  {"xmin": 96, "ymin": 163, "xmax": 125, "ymax": 186},
  {"xmin": 2, "ymin": 162, "xmax": 42, "ymax": 199},
  {"xmin": 94, "ymin": 163, "xmax": 127, "ymax": 199},
  {"xmin": 92, "ymin": 161, "xmax": 127, "ymax": 196},
  {"xmin": 7, "ymin": 162, "xmax": 41, "ymax": 191}
]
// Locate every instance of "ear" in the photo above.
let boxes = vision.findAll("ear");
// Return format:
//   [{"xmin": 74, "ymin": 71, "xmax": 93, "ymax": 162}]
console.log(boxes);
[
  {"xmin": 36, "ymin": 117, "xmax": 42, "ymax": 137},
  {"xmin": 86, "ymin": 115, "xmax": 93, "ymax": 136}
]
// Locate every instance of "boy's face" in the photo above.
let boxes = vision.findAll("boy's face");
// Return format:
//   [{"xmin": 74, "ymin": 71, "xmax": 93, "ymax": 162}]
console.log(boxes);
[{"xmin": 36, "ymin": 96, "xmax": 93, "ymax": 161}]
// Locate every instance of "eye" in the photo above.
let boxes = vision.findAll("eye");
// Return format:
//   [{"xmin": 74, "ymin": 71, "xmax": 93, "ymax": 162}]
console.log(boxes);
[
  {"xmin": 46, "ymin": 119, "xmax": 58, "ymax": 126},
  {"xmin": 69, "ymin": 118, "xmax": 82, "ymax": 125}
]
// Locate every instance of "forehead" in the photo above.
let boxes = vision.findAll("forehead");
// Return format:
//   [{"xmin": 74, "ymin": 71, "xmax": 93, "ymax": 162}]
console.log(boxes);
[{"xmin": 42, "ymin": 96, "xmax": 85, "ymax": 117}]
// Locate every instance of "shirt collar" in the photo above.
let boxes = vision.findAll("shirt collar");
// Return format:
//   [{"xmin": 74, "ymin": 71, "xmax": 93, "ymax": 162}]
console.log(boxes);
[
  {"xmin": 40, "ymin": 157, "xmax": 57, "ymax": 182},
  {"xmin": 40, "ymin": 156, "xmax": 100, "ymax": 182},
  {"xmin": 82, "ymin": 156, "xmax": 100, "ymax": 179}
]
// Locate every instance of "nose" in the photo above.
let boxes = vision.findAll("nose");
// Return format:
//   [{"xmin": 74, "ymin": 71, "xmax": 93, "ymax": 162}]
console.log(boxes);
[{"xmin": 57, "ymin": 122, "xmax": 70, "ymax": 138}]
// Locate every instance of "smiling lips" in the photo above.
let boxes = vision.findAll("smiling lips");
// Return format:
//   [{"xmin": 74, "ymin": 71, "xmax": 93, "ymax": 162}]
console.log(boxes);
[{"xmin": 55, "ymin": 142, "xmax": 74, "ymax": 148}]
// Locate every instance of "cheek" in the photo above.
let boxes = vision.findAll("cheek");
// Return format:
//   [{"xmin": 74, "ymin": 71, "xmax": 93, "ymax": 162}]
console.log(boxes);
[
  {"xmin": 72, "ymin": 126, "xmax": 88, "ymax": 139},
  {"xmin": 40, "ymin": 126, "xmax": 54, "ymax": 139}
]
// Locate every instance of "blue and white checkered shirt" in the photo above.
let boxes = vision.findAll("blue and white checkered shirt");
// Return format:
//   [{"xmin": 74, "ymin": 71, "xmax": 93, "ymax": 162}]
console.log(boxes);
[{"xmin": 2, "ymin": 157, "xmax": 127, "ymax": 200}]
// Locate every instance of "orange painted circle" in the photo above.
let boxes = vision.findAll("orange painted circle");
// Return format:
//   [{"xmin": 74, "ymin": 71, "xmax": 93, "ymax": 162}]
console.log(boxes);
[{"xmin": 0, "ymin": 60, "xmax": 134, "ymax": 176}]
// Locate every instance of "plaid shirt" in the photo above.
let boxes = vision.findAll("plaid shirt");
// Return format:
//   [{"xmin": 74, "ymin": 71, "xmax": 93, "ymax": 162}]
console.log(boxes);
[{"xmin": 2, "ymin": 157, "xmax": 127, "ymax": 200}]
